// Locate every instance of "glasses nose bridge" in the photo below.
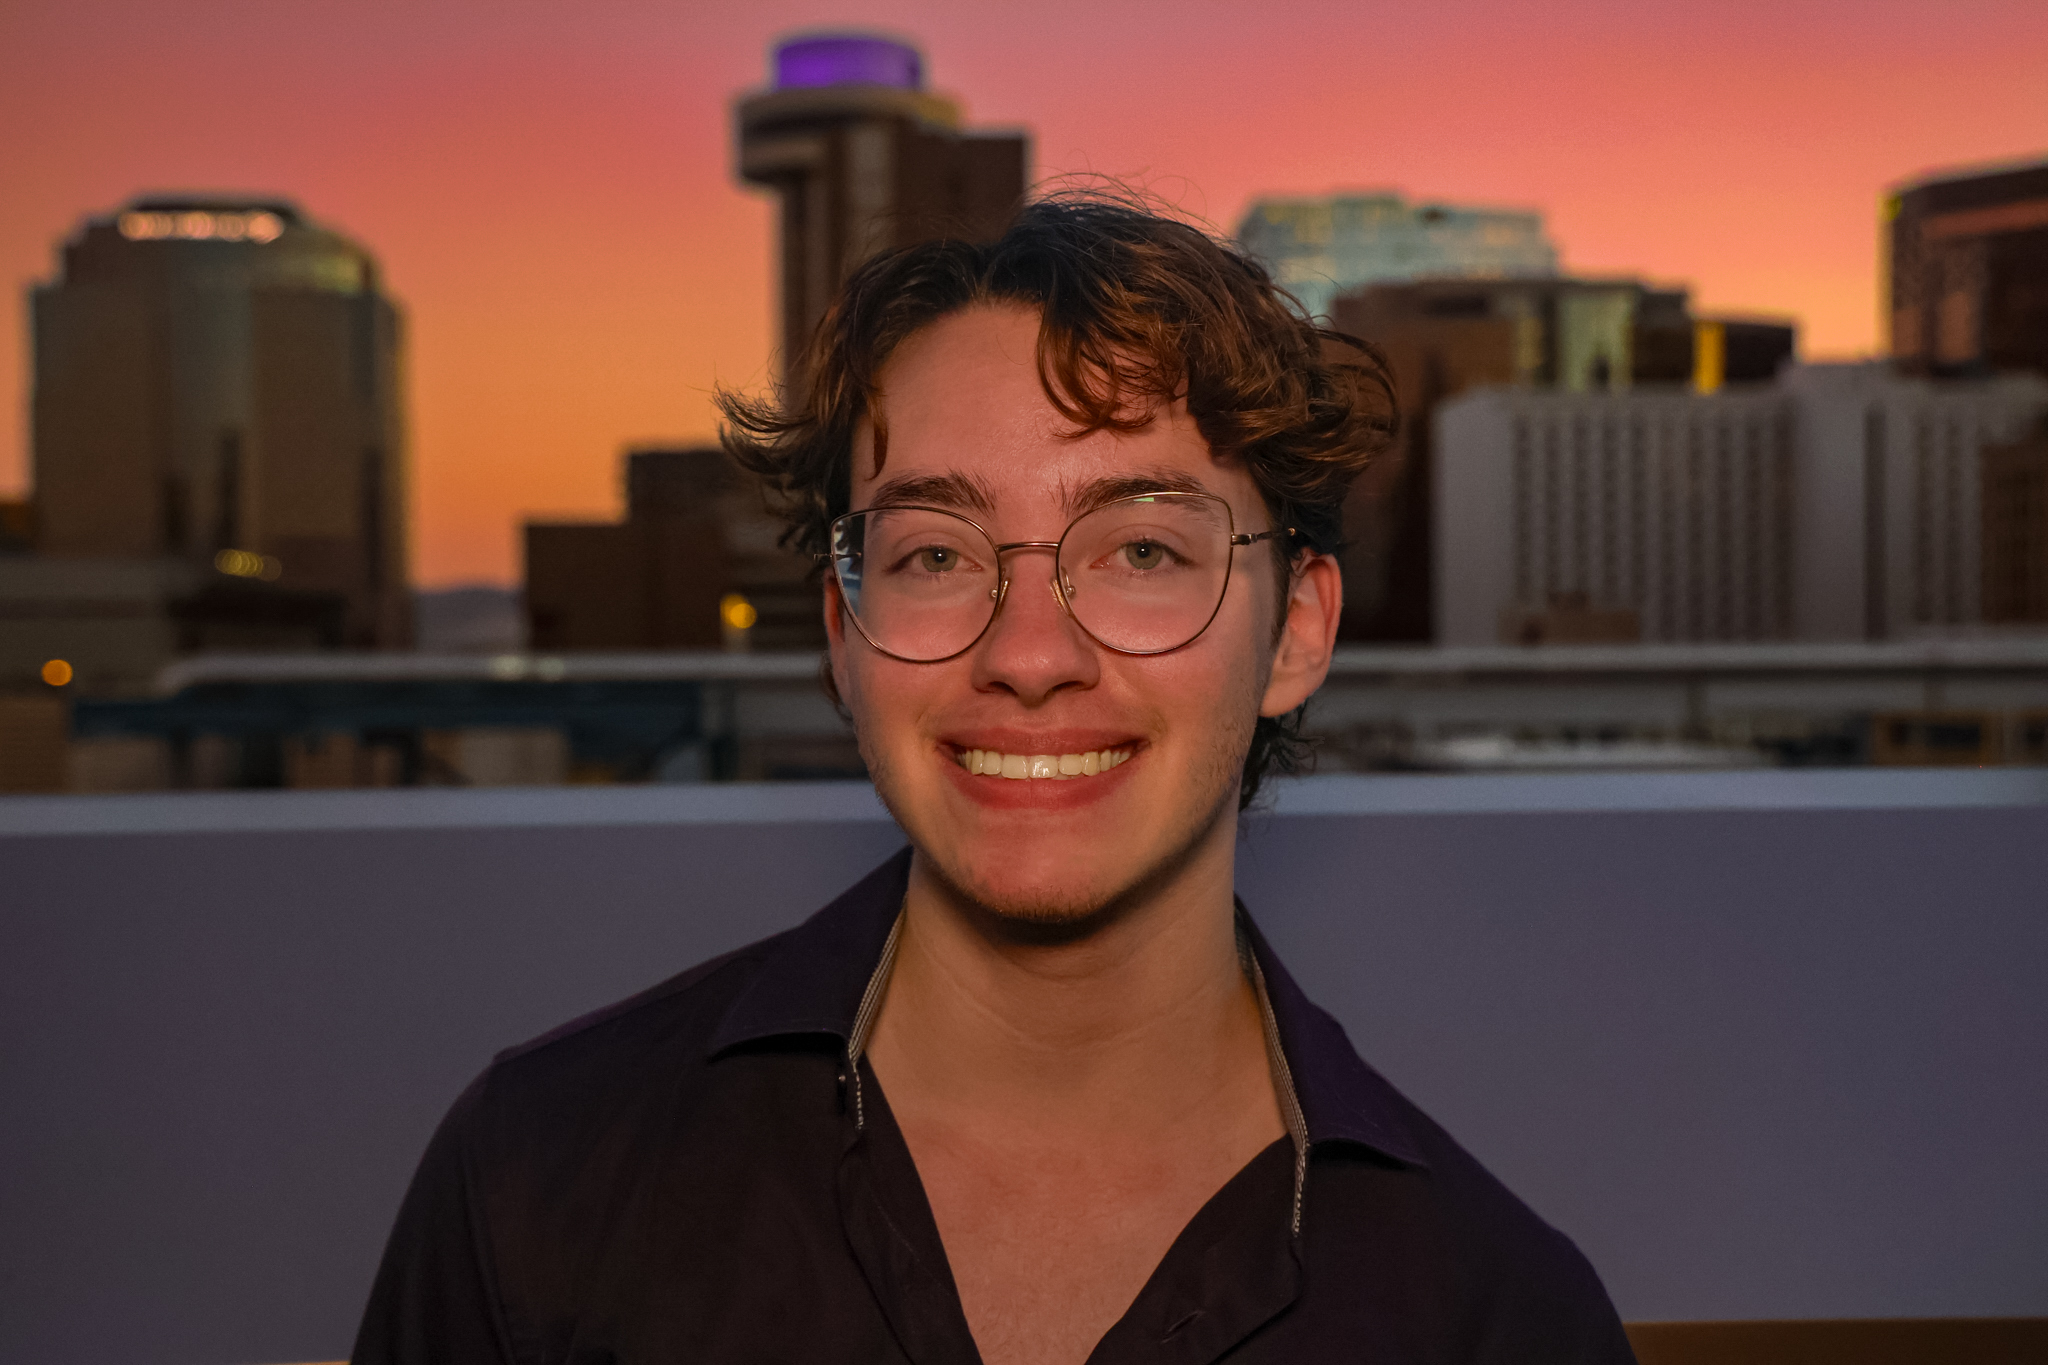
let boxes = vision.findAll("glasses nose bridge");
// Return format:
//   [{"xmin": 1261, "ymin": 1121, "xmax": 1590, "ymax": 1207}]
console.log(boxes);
[{"xmin": 990, "ymin": 539, "xmax": 1070, "ymax": 615}]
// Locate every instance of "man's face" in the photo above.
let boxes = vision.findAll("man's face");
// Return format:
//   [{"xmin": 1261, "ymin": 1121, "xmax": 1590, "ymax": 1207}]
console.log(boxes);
[{"xmin": 829, "ymin": 304, "xmax": 1334, "ymax": 923}]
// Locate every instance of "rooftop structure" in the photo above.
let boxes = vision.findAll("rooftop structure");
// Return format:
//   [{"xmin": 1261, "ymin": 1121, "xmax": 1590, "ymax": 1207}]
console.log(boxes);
[
  {"xmin": 8, "ymin": 634, "xmax": 2043, "ymax": 794},
  {"xmin": 1236, "ymin": 192, "xmax": 1560, "ymax": 320},
  {"xmin": 773, "ymin": 33, "xmax": 923, "ymax": 89},
  {"xmin": 734, "ymin": 33, "xmax": 1028, "ymax": 385}
]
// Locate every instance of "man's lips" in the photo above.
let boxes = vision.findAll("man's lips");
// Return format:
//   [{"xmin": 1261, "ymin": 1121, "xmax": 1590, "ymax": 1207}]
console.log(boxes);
[
  {"xmin": 935, "ymin": 730, "xmax": 1145, "ymax": 782},
  {"xmin": 937, "ymin": 736, "xmax": 1144, "ymax": 808},
  {"xmin": 952, "ymin": 742, "xmax": 1135, "ymax": 780}
]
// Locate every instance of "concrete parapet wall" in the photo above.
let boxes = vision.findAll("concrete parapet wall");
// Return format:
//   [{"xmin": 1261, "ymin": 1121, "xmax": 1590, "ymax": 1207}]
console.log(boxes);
[{"xmin": 3, "ymin": 770, "xmax": 2045, "ymax": 1363}]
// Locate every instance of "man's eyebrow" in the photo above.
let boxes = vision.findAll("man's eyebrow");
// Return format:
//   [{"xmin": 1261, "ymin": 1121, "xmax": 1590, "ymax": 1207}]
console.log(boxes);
[
  {"xmin": 1062, "ymin": 470, "xmax": 1212, "ymax": 516},
  {"xmin": 862, "ymin": 473, "xmax": 999, "ymax": 514}
]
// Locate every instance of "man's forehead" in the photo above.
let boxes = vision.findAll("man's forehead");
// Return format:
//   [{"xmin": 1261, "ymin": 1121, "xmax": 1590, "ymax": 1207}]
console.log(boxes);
[
  {"xmin": 862, "ymin": 305, "xmax": 1055, "ymax": 450},
  {"xmin": 860, "ymin": 466, "xmax": 1222, "ymax": 518},
  {"xmin": 853, "ymin": 305, "xmax": 1254, "ymax": 515}
]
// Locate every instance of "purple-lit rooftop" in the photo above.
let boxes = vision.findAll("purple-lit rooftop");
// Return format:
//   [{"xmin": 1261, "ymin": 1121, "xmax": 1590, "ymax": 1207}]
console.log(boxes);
[{"xmin": 774, "ymin": 35, "xmax": 923, "ymax": 91}]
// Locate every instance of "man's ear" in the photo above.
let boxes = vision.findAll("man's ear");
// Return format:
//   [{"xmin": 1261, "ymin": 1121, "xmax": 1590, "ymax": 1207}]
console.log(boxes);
[{"xmin": 1259, "ymin": 553, "xmax": 1342, "ymax": 718}]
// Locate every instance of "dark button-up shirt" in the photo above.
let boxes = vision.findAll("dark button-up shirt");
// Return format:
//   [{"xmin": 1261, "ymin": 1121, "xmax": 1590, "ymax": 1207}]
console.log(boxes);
[{"xmin": 354, "ymin": 848, "xmax": 1635, "ymax": 1364}]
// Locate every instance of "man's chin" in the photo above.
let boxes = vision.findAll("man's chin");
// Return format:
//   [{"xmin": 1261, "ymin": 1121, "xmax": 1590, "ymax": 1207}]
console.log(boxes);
[
  {"xmin": 922, "ymin": 854, "xmax": 1141, "ymax": 941},
  {"xmin": 912, "ymin": 827, "xmax": 1219, "ymax": 943}
]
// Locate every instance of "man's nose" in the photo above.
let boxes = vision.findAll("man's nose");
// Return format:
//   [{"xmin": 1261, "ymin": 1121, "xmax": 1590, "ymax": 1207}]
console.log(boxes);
[{"xmin": 971, "ymin": 550, "xmax": 1098, "ymax": 703}]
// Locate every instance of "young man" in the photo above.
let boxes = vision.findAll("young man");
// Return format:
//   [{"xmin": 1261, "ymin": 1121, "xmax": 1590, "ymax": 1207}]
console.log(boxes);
[{"xmin": 354, "ymin": 198, "xmax": 1635, "ymax": 1364}]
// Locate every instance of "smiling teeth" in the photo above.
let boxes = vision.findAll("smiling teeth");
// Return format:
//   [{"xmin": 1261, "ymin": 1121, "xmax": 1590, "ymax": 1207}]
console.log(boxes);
[{"xmin": 957, "ymin": 748, "xmax": 1132, "ymax": 779}]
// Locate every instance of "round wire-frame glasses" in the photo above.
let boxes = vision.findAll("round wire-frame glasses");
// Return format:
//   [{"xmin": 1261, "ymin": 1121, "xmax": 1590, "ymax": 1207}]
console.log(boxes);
[{"xmin": 825, "ymin": 490, "xmax": 1294, "ymax": 664}]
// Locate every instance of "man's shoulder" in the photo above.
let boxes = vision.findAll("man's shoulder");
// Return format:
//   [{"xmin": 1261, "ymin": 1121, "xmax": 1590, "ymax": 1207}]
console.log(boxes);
[
  {"xmin": 1249, "ymin": 921, "xmax": 1617, "ymax": 1329},
  {"xmin": 456, "ymin": 927, "xmax": 799, "ymax": 1139},
  {"xmin": 517, "ymin": 934, "xmax": 782, "ymax": 1063},
  {"xmin": 1380, "ymin": 1085, "xmax": 1594, "ymax": 1269},
  {"xmin": 1304, "ymin": 1041, "xmax": 1629, "ymax": 1355},
  {"xmin": 451, "ymin": 847, "xmax": 912, "ymax": 1148}
]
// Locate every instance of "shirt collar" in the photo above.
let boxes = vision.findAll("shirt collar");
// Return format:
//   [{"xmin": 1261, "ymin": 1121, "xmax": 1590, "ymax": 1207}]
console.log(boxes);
[
  {"xmin": 708, "ymin": 847, "xmax": 1426, "ymax": 1172},
  {"xmin": 1234, "ymin": 908, "xmax": 1427, "ymax": 1168},
  {"xmin": 708, "ymin": 846, "xmax": 913, "ymax": 1056}
]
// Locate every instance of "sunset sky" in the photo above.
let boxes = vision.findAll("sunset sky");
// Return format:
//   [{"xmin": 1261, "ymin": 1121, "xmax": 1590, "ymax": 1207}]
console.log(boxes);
[{"xmin": 2, "ymin": 0, "xmax": 2043, "ymax": 586}]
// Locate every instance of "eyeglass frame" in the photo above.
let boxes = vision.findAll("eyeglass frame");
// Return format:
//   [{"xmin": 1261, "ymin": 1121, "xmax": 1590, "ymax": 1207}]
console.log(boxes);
[{"xmin": 821, "ymin": 489, "xmax": 1299, "ymax": 664}]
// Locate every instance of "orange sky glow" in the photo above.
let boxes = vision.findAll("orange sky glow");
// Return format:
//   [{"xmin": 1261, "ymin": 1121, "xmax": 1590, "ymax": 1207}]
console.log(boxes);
[{"xmin": 3, "ymin": 0, "xmax": 2043, "ymax": 586}]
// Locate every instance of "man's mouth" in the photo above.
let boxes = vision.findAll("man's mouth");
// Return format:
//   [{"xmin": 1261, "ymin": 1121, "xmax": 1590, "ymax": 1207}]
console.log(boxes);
[{"xmin": 953, "ymin": 746, "xmax": 1133, "ymax": 780}]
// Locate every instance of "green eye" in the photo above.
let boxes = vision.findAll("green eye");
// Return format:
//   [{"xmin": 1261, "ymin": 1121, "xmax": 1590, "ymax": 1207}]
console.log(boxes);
[
  {"xmin": 918, "ymin": 546, "xmax": 957, "ymax": 572},
  {"xmin": 1123, "ymin": 540, "xmax": 1165, "ymax": 569}
]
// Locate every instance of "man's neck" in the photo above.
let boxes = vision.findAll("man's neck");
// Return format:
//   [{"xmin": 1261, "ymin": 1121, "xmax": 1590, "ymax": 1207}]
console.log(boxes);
[{"xmin": 868, "ymin": 818, "xmax": 1263, "ymax": 1137}]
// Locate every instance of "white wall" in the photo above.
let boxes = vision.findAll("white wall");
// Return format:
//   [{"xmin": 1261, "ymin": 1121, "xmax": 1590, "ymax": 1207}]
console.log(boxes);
[
  {"xmin": 5, "ymin": 772, "xmax": 2047, "ymax": 1362},
  {"xmin": 1435, "ymin": 390, "xmax": 1518, "ymax": 645}
]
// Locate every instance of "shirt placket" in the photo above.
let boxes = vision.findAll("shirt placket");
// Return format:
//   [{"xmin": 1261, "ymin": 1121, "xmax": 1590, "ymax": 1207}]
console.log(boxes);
[
  {"xmin": 834, "ymin": 913, "xmax": 984, "ymax": 1362},
  {"xmin": 837, "ymin": 908, "xmax": 1313, "ymax": 1364}
]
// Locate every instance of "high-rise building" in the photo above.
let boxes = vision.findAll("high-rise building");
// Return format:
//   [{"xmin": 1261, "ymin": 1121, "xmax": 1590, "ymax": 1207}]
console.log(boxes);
[
  {"xmin": 31, "ymin": 196, "xmax": 409, "ymax": 647},
  {"xmin": 1434, "ymin": 364, "xmax": 2048, "ymax": 646},
  {"xmin": 735, "ymin": 33, "xmax": 1029, "ymax": 383},
  {"xmin": 525, "ymin": 446, "xmax": 824, "ymax": 653},
  {"xmin": 1326, "ymin": 274, "xmax": 1794, "ymax": 641},
  {"xmin": 1236, "ymin": 193, "xmax": 1560, "ymax": 322},
  {"xmin": 1888, "ymin": 156, "xmax": 2048, "ymax": 379},
  {"xmin": 1980, "ymin": 416, "xmax": 2048, "ymax": 626}
]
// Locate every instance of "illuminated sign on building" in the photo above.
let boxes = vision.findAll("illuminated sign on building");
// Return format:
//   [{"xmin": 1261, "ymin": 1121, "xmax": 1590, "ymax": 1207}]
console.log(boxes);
[
  {"xmin": 117, "ymin": 210, "xmax": 286, "ymax": 244},
  {"xmin": 774, "ymin": 35, "xmax": 923, "ymax": 90}
]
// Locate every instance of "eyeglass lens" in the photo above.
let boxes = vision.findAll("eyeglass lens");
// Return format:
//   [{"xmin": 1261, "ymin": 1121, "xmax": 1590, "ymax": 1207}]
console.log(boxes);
[{"xmin": 831, "ymin": 494, "xmax": 1239, "ymax": 662}]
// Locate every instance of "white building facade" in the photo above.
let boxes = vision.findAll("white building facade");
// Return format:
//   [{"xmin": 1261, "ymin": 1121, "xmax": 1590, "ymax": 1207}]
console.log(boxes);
[{"xmin": 1436, "ymin": 365, "xmax": 2048, "ymax": 646}]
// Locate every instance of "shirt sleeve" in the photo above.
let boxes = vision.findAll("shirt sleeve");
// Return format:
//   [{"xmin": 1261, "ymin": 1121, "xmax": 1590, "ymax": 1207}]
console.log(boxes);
[
  {"xmin": 352, "ymin": 1074, "xmax": 517, "ymax": 1365},
  {"xmin": 1476, "ymin": 1230, "xmax": 1640, "ymax": 1365}
]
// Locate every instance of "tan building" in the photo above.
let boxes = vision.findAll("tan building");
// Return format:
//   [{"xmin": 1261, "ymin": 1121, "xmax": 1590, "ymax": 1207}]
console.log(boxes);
[
  {"xmin": 525, "ymin": 446, "xmax": 824, "ymax": 653},
  {"xmin": 30, "ymin": 196, "xmax": 410, "ymax": 648},
  {"xmin": 1435, "ymin": 364, "xmax": 2048, "ymax": 647},
  {"xmin": 1329, "ymin": 277, "xmax": 1794, "ymax": 641},
  {"xmin": 1888, "ymin": 156, "xmax": 2048, "ymax": 379},
  {"xmin": 735, "ymin": 33, "xmax": 1028, "ymax": 384}
]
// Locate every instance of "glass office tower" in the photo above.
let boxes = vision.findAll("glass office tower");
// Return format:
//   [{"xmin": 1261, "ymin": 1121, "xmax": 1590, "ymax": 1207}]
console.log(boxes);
[{"xmin": 31, "ymin": 196, "xmax": 410, "ymax": 646}]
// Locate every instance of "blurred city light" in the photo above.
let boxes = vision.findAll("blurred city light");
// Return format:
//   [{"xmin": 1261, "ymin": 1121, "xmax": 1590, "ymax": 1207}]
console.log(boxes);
[
  {"xmin": 116, "ymin": 209, "xmax": 284, "ymax": 243},
  {"xmin": 213, "ymin": 549, "xmax": 283, "ymax": 580},
  {"xmin": 719, "ymin": 593, "xmax": 759, "ymax": 632}
]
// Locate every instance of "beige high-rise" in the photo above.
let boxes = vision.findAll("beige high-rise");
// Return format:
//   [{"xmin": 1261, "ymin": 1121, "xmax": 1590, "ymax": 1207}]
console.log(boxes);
[{"xmin": 31, "ymin": 196, "xmax": 409, "ymax": 646}]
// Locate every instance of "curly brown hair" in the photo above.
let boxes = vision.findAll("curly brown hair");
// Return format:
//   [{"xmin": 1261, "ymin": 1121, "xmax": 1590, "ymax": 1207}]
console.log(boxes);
[{"xmin": 718, "ymin": 191, "xmax": 1396, "ymax": 808}]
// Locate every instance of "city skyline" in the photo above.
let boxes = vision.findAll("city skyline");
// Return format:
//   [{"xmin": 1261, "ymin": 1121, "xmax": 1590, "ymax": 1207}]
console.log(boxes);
[{"xmin": 3, "ymin": 0, "xmax": 2043, "ymax": 586}]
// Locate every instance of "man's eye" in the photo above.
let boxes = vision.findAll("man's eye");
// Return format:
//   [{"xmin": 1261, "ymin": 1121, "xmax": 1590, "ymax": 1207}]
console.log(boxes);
[
  {"xmin": 1121, "ymin": 540, "xmax": 1168, "ymax": 569},
  {"xmin": 917, "ymin": 546, "xmax": 958, "ymax": 572}
]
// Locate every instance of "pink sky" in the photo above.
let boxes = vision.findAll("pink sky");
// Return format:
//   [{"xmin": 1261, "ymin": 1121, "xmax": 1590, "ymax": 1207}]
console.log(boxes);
[{"xmin": 2, "ymin": 0, "xmax": 2043, "ymax": 585}]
